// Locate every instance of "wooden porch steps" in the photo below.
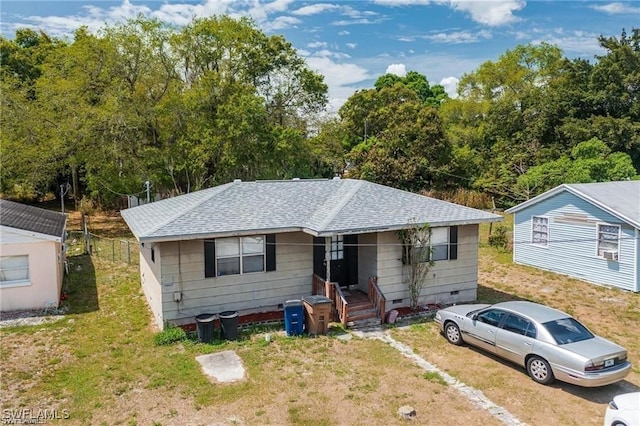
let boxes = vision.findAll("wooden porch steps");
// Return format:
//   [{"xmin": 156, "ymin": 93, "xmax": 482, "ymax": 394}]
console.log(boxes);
[{"xmin": 344, "ymin": 290, "xmax": 380, "ymax": 325}]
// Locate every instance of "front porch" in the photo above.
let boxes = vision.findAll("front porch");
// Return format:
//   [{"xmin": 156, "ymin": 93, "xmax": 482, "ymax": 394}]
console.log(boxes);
[{"xmin": 312, "ymin": 274, "xmax": 386, "ymax": 327}]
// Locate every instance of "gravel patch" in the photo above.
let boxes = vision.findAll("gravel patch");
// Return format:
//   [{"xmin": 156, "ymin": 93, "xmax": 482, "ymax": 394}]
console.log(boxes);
[{"xmin": 0, "ymin": 308, "xmax": 67, "ymax": 329}]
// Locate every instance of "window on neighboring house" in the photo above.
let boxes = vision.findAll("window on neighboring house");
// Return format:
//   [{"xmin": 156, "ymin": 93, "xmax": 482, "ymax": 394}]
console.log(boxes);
[
  {"xmin": 204, "ymin": 235, "xmax": 275, "ymax": 278},
  {"xmin": 597, "ymin": 224, "xmax": 620, "ymax": 259},
  {"xmin": 0, "ymin": 255, "xmax": 30, "ymax": 286},
  {"xmin": 330, "ymin": 235, "xmax": 344, "ymax": 260},
  {"xmin": 531, "ymin": 216, "xmax": 549, "ymax": 247}
]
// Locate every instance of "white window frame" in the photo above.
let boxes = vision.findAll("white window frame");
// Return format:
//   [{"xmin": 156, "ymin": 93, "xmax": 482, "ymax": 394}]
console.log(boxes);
[
  {"xmin": 0, "ymin": 255, "xmax": 31, "ymax": 288},
  {"xmin": 215, "ymin": 236, "xmax": 265, "ymax": 276},
  {"xmin": 596, "ymin": 223, "xmax": 620, "ymax": 260},
  {"xmin": 330, "ymin": 235, "xmax": 344, "ymax": 260},
  {"xmin": 429, "ymin": 227, "xmax": 449, "ymax": 261},
  {"xmin": 531, "ymin": 216, "xmax": 549, "ymax": 247}
]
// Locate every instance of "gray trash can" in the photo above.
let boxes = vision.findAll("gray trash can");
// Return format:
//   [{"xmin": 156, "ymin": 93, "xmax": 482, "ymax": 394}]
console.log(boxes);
[
  {"xmin": 219, "ymin": 311, "xmax": 239, "ymax": 340},
  {"xmin": 195, "ymin": 313, "xmax": 216, "ymax": 343}
]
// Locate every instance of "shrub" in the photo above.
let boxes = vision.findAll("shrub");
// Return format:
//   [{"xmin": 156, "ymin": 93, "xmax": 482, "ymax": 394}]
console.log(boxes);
[
  {"xmin": 153, "ymin": 326, "xmax": 187, "ymax": 346},
  {"xmin": 488, "ymin": 225, "xmax": 509, "ymax": 252}
]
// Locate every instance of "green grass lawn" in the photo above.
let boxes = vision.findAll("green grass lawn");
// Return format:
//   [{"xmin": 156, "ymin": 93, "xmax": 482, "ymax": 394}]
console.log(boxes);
[
  {"xmin": 1, "ymin": 254, "xmax": 500, "ymax": 425},
  {"xmin": 2, "ymin": 219, "xmax": 637, "ymax": 425}
]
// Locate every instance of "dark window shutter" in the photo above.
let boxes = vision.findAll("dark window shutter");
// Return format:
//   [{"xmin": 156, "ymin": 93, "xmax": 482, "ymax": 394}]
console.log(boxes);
[
  {"xmin": 204, "ymin": 240, "xmax": 216, "ymax": 277},
  {"xmin": 449, "ymin": 226, "xmax": 458, "ymax": 260},
  {"xmin": 266, "ymin": 234, "xmax": 276, "ymax": 271},
  {"xmin": 344, "ymin": 234, "xmax": 358, "ymax": 285}
]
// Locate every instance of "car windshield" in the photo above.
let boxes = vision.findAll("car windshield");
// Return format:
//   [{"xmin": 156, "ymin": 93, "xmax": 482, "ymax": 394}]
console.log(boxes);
[{"xmin": 542, "ymin": 317, "xmax": 594, "ymax": 345}]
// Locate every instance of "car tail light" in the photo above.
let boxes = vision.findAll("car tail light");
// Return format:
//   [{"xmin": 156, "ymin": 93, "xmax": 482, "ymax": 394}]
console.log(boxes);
[{"xmin": 585, "ymin": 361, "xmax": 604, "ymax": 372}]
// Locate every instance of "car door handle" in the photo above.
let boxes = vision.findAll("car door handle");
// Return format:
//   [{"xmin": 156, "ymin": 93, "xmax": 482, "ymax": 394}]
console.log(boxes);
[
  {"xmin": 487, "ymin": 330, "xmax": 494, "ymax": 334},
  {"xmin": 524, "ymin": 342, "xmax": 532, "ymax": 346}
]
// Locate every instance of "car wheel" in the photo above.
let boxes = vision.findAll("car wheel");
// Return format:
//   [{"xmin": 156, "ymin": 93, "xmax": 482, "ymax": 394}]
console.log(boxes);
[
  {"xmin": 526, "ymin": 356, "xmax": 555, "ymax": 385},
  {"xmin": 444, "ymin": 322, "xmax": 463, "ymax": 345}
]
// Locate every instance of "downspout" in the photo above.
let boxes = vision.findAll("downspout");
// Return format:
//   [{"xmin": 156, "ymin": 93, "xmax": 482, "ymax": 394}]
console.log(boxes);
[
  {"xmin": 635, "ymin": 228, "xmax": 639, "ymax": 292},
  {"xmin": 177, "ymin": 241, "xmax": 183, "ymax": 313}
]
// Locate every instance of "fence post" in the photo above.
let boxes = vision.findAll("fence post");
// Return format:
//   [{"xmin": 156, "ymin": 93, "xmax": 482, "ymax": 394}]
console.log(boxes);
[
  {"xmin": 127, "ymin": 240, "xmax": 131, "ymax": 264},
  {"xmin": 112, "ymin": 239, "xmax": 115, "ymax": 262}
]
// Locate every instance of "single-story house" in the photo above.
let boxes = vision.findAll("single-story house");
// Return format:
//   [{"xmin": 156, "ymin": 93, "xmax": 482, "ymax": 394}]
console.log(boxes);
[
  {"xmin": 0, "ymin": 200, "xmax": 67, "ymax": 311},
  {"xmin": 505, "ymin": 181, "xmax": 640, "ymax": 292},
  {"xmin": 121, "ymin": 178, "xmax": 502, "ymax": 329}
]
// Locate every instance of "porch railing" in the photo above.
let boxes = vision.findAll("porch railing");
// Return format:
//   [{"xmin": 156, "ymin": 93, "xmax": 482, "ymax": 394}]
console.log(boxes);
[
  {"xmin": 368, "ymin": 276, "xmax": 386, "ymax": 323},
  {"xmin": 332, "ymin": 284, "xmax": 348, "ymax": 327},
  {"xmin": 312, "ymin": 274, "xmax": 348, "ymax": 327},
  {"xmin": 312, "ymin": 273, "xmax": 326, "ymax": 296}
]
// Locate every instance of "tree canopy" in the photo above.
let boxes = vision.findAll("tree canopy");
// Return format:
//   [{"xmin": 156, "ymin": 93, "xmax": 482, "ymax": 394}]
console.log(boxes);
[
  {"xmin": 1, "ymin": 16, "xmax": 328, "ymax": 204},
  {"xmin": 1, "ymin": 23, "xmax": 638, "ymax": 208}
]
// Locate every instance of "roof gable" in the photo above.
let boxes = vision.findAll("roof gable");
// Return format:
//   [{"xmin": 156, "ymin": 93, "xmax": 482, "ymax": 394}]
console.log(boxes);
[
  {"xmin": 122, "ymin": 179, "xmax": 502, "ymax": 242},
  {"xmin": 0, "ymin": 199, "xmax": 67, "ymax": 240},
  {"xmin": 505, "ymin": 181, "xmax": 640, "ymax": 229}
]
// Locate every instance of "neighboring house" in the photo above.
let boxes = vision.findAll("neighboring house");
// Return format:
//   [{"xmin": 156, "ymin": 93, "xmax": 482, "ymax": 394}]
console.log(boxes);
[
  {"xmin": 121, "ymin": 178, "xmax": 502, "ymax": 329},
  {"xmin": 505, "ymin": 181, "xmax": 640, "ymax": 292},
  {"xmin": 0, "ymin": 200, "xmax": 67, "ymax": 311}
]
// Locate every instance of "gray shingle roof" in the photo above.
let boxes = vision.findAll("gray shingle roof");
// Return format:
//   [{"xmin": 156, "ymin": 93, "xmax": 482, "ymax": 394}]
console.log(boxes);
[
  {"xmin": 505, "ymin": 180, "xmax": 640, "ymax": 229},
  {"xmin": 0, "ymin": 199, "xmax": 67, "ymax": 239},
  {"xmin": 121, "ymin": 179, "xmax": 502, "ymax": 242}
]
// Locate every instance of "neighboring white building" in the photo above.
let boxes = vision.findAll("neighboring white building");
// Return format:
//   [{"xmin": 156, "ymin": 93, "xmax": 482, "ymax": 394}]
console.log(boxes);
[
  {"xmin": 122, "ymin": 178, "xmax": 502, "ymax": 329},
  {"xmin": 0, "ymin": 200, "xmax": 67, "ymax": 311}
]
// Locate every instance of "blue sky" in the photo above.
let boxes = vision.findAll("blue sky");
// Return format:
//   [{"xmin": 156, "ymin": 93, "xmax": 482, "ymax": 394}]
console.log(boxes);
[{"xmin": 2, "ymin": 0, "xmax": 638, "ymax": 111}]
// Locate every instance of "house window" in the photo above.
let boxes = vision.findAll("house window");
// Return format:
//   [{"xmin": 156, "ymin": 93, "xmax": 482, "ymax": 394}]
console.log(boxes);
[
  {"xmin": 531, "ymin": 216, "xmax": 549, "ymax": 247},
  {"xmin": 216, "ymin": 236, "xmax": 265, "ymax": 276},
  {"xmin": 430, "ymin": 227, "xmax": 450, "ymax": 261},
  {"xmin": 403, "ymin": 226, "xmax": 458, "ymax": 264},
  {"xmin": 597, "ymin": 224, "xmax": 620, "ymax": 259},
  {"xmin": 330, "ymin": 235, "xmax": 344, "ymax": 260},
  {"xmin": 0, "ymin": 255, "xmax": 30, "ymax": 287}
]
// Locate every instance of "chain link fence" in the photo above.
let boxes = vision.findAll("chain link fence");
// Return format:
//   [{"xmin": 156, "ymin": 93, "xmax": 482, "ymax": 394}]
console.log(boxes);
[{"xmin": 67, "ymin": 230, "xmax": 139, "ymax": 265}]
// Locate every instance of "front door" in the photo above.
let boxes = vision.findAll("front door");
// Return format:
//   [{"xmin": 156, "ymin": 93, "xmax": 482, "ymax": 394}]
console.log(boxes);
[
  {"xmin": 330, "ymin": 235, "xmax": 347, "ymax": 287},
  {"xmin": 312, "ymin": 235, "xmax": 358, "ymax": 288}
]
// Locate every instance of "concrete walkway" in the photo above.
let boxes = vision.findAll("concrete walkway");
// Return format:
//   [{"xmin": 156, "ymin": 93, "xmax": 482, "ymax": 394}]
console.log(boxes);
[{"xmin": 353, "ymin": 326, "xmax": 527, "ymax": 426}]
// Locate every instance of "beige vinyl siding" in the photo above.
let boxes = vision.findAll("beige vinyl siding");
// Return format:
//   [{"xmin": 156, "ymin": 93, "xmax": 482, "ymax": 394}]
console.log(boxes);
[
  {"xmin": 376, "ymin": 225, "xmax": 479, "ymax": 308},
  {"xmin": 139, "ymin": 243, "xmax": 163, "ymax": 327},
  {"xmin": 160, "ymin": 232, "xmax": 313, "ymax": 326},
  {"xmin": 357, "ymin": 233, "xmax": 378, "ymax": 291}
]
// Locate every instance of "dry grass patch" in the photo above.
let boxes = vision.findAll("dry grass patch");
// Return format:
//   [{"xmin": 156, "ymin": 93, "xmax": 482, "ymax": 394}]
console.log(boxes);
[
  {"xmin": 390, "ymin": 243, "xmax": 640, "ymax": 426},
  {"xmin": 1, "ymin": 254, "xmax": 502, "ymax": 426}
]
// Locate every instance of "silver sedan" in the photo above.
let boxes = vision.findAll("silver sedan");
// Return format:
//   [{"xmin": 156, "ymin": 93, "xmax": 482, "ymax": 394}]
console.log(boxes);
[{"xmin": 434, "ymin": 301, "xmax": 631, "ymax": 387}]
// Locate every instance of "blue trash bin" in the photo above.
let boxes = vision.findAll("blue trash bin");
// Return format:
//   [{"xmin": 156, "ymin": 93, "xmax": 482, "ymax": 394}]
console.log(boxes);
[{"xmin": 284, "ymin": 300, "xmax": 304, "ymax": 336}]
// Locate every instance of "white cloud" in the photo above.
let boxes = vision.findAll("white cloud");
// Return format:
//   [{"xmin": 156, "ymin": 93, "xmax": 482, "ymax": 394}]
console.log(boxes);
[
  {"xmin": 262, "ymin": 16, "xmax": 301, "ymax": 31},
  {"xmin": 307, "ymin": 41, "xmax": 329, "ymax": 49},
  {"xmin": 304, "ymin": 56, "xmax": 371, "ymax": 111},
  {"xmin": 345, "ymin": 42, "xmax": 357, "ymax": 49},
  {"xmin": 373, "ymin": 0, "xmax": 432, "ymax": 5},
  {"xmin": 312, "ymin": 49, "xmax": 352, "ymax": 59},
  {"xmin": 444, "ymin": 0, "xmax": 526, "ymax": 26},
  {"xmin": 440, "ymin": 76, "xmax": 459, "ymax": 98},
  {"xmin": 386, "ymin": 63, "xmax": 407, "ymax": 76},
  {"xmin": 292, "ymin": 3, "xmax": 342, "ymax": 16},
  {"xmin": 332, "ymin": 18, "xmax": 384, "ymax": 26},
  {"xmin": 426, "ymin": 29, "xmax": 492, "ymax": 44},
  {"xmin": 532, "ymin": 31, "xmax": 603, "ymax": 57},
  {"xmin": 398, "ymin": 36, "xmax": 416, "ymax": 42},
  {"xmin": 590, "ymin": 2, "xmax": 640, "ymax": 14},
  {"xmin": 338, "ymin": 30, "xmax": 350, "ymax": 35}
]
